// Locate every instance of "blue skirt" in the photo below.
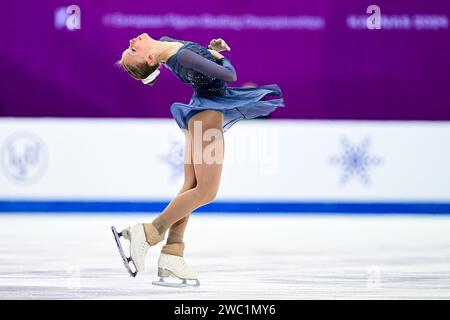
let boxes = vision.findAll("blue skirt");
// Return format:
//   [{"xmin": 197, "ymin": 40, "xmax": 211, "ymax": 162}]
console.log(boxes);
[{"xmin": 170, "ymin": 84, "xmax": 285, "ymax": 132}]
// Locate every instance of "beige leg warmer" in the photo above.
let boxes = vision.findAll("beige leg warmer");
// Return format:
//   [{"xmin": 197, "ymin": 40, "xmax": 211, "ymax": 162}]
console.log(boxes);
[
  {"xmin": 151, "ymin": 215, "xmax": 170, "ymax": 235},
  {"xmin": 167, "ymin": 229, "xmax": 184, "ymax": 244},
  {"xmin": 143, "ymin": 222, "xmax": 166, "ymax": 246},
  {"xmin": 161, "ymin": 242, "xmax": 185, "ymax": 257}
]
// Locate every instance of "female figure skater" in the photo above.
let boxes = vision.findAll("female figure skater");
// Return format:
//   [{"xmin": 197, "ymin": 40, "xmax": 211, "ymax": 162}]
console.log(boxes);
[{"xmin": 112, "ymin": 33, "xmax": 284, "ymax": 287}]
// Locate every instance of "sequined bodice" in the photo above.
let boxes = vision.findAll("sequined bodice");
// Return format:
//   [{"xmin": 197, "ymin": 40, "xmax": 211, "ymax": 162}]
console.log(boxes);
[{"xmin": 160, "ymin": 36, "xmax": 228, "ymax": 97}]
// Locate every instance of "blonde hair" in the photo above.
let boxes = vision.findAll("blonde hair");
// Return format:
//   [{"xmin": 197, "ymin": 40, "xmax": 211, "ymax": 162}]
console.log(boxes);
[{"xmin": 116, "ymin": 58, "xmax": 160, "ymax": 85}]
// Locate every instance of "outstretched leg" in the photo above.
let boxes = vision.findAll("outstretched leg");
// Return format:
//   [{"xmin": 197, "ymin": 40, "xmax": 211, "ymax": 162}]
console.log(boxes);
[{"xmin": 145, "ymin": 110, "xmax": 224, "ymax": 243}]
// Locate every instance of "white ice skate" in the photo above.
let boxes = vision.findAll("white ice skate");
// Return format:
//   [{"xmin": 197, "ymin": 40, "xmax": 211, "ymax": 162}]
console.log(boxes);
[
  {"xmin": 127, "ymin": 224, "xmax": 152, "ymax": 273},
  {"xmin": 152, "ymin": 253, "xmax": 200, "ymax": 288},
  {"xmin": 111, "ymin": 223, "xmax": 150, "ymax": 277}
]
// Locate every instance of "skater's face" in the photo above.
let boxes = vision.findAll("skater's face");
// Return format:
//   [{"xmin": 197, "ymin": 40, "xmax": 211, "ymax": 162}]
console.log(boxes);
[
  {"xmin": 121, "ymin": 33, "xmax": 157, "ymax": 69},
  {"xmin": 118, "ymin": 33, "xmax": 160, "ymax": 82}
]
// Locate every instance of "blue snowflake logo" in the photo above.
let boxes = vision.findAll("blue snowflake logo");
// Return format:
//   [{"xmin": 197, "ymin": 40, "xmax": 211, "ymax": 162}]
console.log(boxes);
[
  {"xmin": 160, "ymin": 136, "xmax": 184, "ymax": 180},
  {"xmin": 329, "ymin": 136, "xmax": 383, "ymax": 185}
]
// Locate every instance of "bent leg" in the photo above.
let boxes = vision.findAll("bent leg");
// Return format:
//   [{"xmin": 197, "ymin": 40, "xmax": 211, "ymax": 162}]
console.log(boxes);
[{"xmin": 149, "ymin": 110, "xmax": 224, "ymax": 238}]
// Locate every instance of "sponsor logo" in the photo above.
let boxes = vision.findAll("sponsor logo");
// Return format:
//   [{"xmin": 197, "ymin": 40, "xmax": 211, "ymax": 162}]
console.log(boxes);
[{"xmin": 1, "ymin": 132, "xmax": 48, "ymax": 184}]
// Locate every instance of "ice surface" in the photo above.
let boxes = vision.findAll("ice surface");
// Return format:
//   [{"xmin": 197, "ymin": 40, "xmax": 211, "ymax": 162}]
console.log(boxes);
[{"xmin": 0, "ymin": 214, "xmax": 449, "ymax": 299}]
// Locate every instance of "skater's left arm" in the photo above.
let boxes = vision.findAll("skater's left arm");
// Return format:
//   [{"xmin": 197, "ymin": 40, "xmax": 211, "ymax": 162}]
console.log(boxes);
[
  {"xmin": 210, "ymin": 51, "xmax": 237, "ymax": 82},
  {"xmin": 178, "ymin": 49, "xmax": 237, "ymax": 82}
]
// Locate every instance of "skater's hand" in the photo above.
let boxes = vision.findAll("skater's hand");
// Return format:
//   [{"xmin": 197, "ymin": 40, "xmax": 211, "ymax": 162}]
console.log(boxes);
[
  {"xmin": 208, "ymin": 38, "xmax": 231, "ymax": 52},
  {"xmin": 208, "ymin": 49, "xmax": 224, "ymax": 60}
]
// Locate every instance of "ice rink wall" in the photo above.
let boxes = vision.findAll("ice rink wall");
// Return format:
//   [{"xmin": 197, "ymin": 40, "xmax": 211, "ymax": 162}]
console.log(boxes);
[{"xmin": 1, "ymin": 118, "xmax": 449, "ymax": 214}]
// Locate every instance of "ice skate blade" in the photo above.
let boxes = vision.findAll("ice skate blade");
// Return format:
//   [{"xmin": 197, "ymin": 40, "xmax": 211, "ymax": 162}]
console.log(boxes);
[
  {"xmin": 111, "ymin": 226, "xmax": 137, "ymax": 278},
  {"xmin": 152, "ymin": 277, "xmax": 200, "ymax": 288}
]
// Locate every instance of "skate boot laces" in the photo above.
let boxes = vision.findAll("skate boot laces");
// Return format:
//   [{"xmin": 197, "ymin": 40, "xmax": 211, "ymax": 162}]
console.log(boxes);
[
  {"xmin": 141, "ymin": 241, "xmax": 150, "ymax": 255},
  {"xmin": 178, "ymin": 256, "xmax": 191, "ymax": 269}
]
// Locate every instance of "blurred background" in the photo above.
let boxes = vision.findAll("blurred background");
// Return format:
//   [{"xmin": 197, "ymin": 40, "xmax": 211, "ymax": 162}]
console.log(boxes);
[
  {"xmin": 1, "ymin": 0, "xmax": 449, "ymax": 213},
  {"xmin": 1, "ymin": 0, "xmax": 450, "ymax": 301}
]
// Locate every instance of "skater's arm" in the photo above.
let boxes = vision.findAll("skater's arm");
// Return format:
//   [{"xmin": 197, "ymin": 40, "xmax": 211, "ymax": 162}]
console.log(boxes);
[
  {"xmin": 208, "ymin": 49, "xmax": 225, "ymax": 60},
  {"xmin": 178, "ymin": 49, "xmax": 237, "ymax": 82}
]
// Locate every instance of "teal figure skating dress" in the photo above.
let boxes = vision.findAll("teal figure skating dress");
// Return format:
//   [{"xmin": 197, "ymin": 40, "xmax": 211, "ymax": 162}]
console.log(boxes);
[{"xmin": 159, "ymin": 36, "xmax": 285, "ymax": 132}]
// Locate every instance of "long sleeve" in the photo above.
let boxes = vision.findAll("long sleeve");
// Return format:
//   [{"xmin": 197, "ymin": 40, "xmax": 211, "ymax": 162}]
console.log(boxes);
[
  {"xmin": 177, "ymin": 49, "xmax": 237, "ymax": 82},
  {"xmin": 159, "ymin": 36, "xmax": 190, "ymax": 45}
]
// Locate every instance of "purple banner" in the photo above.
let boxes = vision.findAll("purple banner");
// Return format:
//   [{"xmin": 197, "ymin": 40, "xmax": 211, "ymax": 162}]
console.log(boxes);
[{"xmin": 0, "ymin": 1, "xmax": 449, "ymax": 120}]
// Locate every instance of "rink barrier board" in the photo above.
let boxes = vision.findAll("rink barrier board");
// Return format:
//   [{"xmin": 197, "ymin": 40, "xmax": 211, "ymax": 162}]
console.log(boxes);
[
  {"xmin": 0, "ymin": 200, "xmax": 449, "ymax": 214},
  {"xmin": 2, "ymin": 119, "xmax": 450, "ymax": 202}
]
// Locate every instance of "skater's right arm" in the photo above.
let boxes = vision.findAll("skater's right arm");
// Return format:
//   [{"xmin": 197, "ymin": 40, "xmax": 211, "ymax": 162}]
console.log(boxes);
[{"xmin": 177, "ymin": 49, "xmax": 237, "ymax": 83}]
